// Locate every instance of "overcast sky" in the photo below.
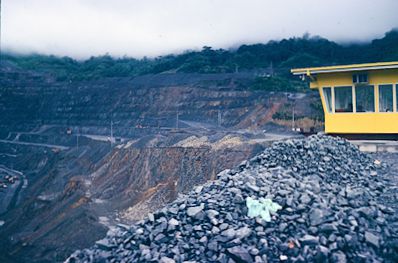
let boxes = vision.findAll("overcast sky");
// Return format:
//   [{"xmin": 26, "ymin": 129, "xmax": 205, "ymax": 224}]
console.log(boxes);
[{"xmin": 3, "ymin": 0, "xmax": 398, "ymax": 59}]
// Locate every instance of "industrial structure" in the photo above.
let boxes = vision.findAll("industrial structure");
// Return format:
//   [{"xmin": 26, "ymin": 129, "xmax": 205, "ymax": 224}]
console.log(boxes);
[{"xmin": 292, "ymin": 62, "xmax": 398, "ymax": 136}]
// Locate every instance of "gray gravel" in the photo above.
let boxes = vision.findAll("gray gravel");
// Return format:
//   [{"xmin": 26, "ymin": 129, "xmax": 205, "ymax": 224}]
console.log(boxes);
[{"xmin": 66, "ymin": 135, "xmax": 398, "ymax": 263}]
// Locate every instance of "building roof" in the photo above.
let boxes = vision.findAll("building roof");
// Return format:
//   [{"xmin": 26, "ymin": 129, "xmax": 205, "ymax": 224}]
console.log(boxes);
[{"xmin": 291, "ymin": 61, "xmax": 398, "ymax": 75}]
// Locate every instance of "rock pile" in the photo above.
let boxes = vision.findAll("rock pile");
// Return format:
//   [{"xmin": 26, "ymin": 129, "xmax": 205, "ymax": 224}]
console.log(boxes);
[{"xmin": 67, "ymin": 135, "xmax": 398, "ymax": 263}]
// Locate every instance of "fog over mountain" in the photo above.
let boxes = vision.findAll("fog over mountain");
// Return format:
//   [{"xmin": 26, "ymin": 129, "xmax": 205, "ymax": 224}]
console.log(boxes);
[{"xmin": 3, "ymin": 0, "xmax": 398, "ymax": 58}]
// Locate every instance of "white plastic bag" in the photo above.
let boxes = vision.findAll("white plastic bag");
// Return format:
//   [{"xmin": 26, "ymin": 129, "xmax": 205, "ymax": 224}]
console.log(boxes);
[{"xmin": 246, "ymin": 197, "xmax": 282, "ymax": 222}]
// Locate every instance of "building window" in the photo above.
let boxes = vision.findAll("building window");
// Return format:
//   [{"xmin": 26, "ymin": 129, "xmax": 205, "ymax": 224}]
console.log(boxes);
[
  {"xmin": 334, "ymin": 86, "xmax": 353, "ymax": 112},
  {"xmin": 355, "ymin": 85, "xmax": 374, "ymax": 112},
  {"xmin": 379, "ymin": 84, "xmax": 393, "ymax": 112},
  {"xmin": 353, "ymin": 73, "xmax": 368, "ymax": 84},
  {"xmin": 322, "ymin": 87, "xmax": 332, "ymax": 113}
]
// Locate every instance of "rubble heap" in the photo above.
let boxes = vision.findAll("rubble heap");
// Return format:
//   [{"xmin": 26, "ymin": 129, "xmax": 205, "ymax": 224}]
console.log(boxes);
[{"xmin": 67, "ymin": 135, "xmax": 398, "ymax": 263}]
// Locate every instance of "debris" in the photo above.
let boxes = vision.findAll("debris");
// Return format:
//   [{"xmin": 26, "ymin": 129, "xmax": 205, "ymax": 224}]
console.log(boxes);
[
  {"xmin": 246, "ymin": 197, "xmax": 282, "ymax": 222},
  {"xmin": 279, "ymin": 255, "xmax": 288, "ymax": 261},
  {"xmin": 287, "ymin": 240, "xmax": 295, "ymax": 249}
]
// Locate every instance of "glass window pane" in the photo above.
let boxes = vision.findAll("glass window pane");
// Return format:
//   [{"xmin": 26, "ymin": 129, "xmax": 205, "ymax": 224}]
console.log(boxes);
[
  {"xmin": 355, "ymin": 85, "xmax": 374, "ymax": 112},
  {"xmin": 322, "ymin": 87, "xmax": 332, "ymax": 113},
  {"xmin": 379, "ymin": 84, "xmax": 393, "ymax": 112},
  {"xmin": 335, "ymin": 86, "xmax": 353, "ymax": 113},
  {"xmin": 396, "ymin": 84, "xmax": 398, "ymax": 112},
  {"xmin": 359, "ymin": 74, "xmax": 368, "ymax": 83},
  {"xmin": 352, "ymin": 73, "xmax": 368, "ymax": 84}
]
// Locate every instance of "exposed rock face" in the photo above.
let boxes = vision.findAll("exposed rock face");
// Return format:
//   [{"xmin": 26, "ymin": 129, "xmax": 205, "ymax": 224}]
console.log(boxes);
[
  {"xmin": 89, "ymin": 143, "xmax": 264, "ymax": 220},
  {"xmin": 0, "ymin": 76, "xmax": 273, "ymax": 131},
  {"xmin": 0, "ymin": 66, "xmax": 319, "ymax": 137},
  {"xmin": 67, "ymin": 135, "xmax": 398, "ymax": 262}
]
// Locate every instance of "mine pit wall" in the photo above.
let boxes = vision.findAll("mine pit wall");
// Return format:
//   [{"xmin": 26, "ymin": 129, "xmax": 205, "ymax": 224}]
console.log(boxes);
[
  {"xmin": 90, "ymin": 144, "xmax": 265, "ymax": 218},
  {"xmin": 0, "ymin": 83, "xmax": 273, "ymax": 132}
]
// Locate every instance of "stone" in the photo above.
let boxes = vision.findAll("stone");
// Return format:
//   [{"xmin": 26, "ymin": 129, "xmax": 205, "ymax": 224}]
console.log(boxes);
[
  {"xmin": 254, "ymin": 256, "xmax": 263, "ymax": 263},
  {"xmin": 168, "ymin": 207, "xmax": 179, "ymax": 214},
  {"xmin": 227, "ymin": 246, "xmax": 253, "ymax": 263},
  {"xmin": 365, "ymin": 231, "xmax": 380, "ymax": 248},
  {"xmin": 135, "ymin": 228, "xmax": 144, "ymax": 235},
  {"xmin": 236, "ymin": 226, "xmax": 252, "ymax": 240},
  {"xmin": 211, "ymin": 226, "xmax": 220, "ymax": 235},
  {"xmin": 331, "ymin": 251, "xmax": 346, "ymax": 263},
  {"xmin": 195, "ymin": 185, "xmax": 204, "ymax": 194},
  {"xmin": 154, "ymin": 233, "xmax": 167, "ymax": 242},
  {"xmin": 206, "ymin": 209, "xmax": 220, "ymax": 218},
  {"xmin": 221, "ymin": 228, "xmax": 236, "ymax": 240},
  {"xmin": 207, "ymin": 209, "xmax": 220, "ymax": 225},
  {"xmin": 321, "ymin": 154, "xmax": 332, "ymax": 162},
  {"xmin": 219, "ymin": 223, "xmax": 229, "ymax": 231},
  {"xmin": 300, "ymin": 193, "xmax": 311, "ymax": 204},
  {"xmin": 309, "ymin": 208, "xmax": 326, "ymax": 226},
  {"xmin": 308, "ymin": 226, "xmax": 318, "ymax": 235},
  {"xmin": 319, "ymin": 236, "xmax": 328, "ymax": 246},
  {"xmin": 168, "ymin": 218, "xmax": 179, "ymax": 226},
  {"xmin": 246, "ymin": 182, "xmax": 260, "ymax": 192},
  {"xmin": 279, "ymin": 223, "xmax": 288, "ymax": 232},
  {"xmin": 316, "ymin": 245, "xmax": 329, "ymax": 261},
  {"xmin": 299, "ymin": 235, "xmax": 319, "ymax": 246},
  {"xmin": 194, "ymin": 211, "xmax": 206, "ymax": 221},
  {"xmin": 148, "ymin": 213, "xmax": 155, "ymax": 222},
  {"xmin": 95, "ymin": 239, "xmax": 115, "ymax": 251},
  {"xmin": 249, "ymin": 247, "xmax": 259, "ymax": 256},
  {"xmin": 357, "ymin": 207, "xmax": 374, "ymax": 219},
  {"xmin": 199, "ymin": 236, "xmax": 208, "ymax": 243},
  {"xmin": 160, "ymin": 256, "xmax": 176, "ymax": 263},
  {"xmin": 187, "ymin": 205, "xmax": 204, "ymax": 217},
  {"xmin": 319, "ymin": 223, "xmax": 338, "ymax": 233},
  {"xmin": 207, "ymin": 241, "xmax": 218, "ymax": 251}
]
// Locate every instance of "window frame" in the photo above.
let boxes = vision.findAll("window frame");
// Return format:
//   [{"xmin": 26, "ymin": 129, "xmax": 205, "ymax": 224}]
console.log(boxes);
[
  {"xmin": 378, "ymin": 83, "xmax": 394, "ymax": 113},
  {"xmin": 321, "ymin": 87, "xmax": 333, "ymax": 113},
  {"xmin": 333, "ymin": 85, "xmax": 354, "ymax": 113},
  {"xmin": 394, "ymin": 83, "xmax": 398, "ymax": 113},
  {"xmin": 352, "ymin": 73, "xmax": 368, "ymax": 84},
  {"xmin": 323, "ymin": 83, "xmax": 398, "ymax": 114},
  {"xmin": 354, "ymin": 84, "xmax": 375, "ymax": 113}
]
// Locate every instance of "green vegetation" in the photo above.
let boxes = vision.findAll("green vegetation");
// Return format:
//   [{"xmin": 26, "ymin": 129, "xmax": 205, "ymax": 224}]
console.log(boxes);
[
  {"xmin": 251, "ymin": 76, "xmax": 307, "ymax": 92},
  {"xmin": 3, "ymin": 29, "xmax": 398, "ymax": 82},
  {"xmin": 272, "ymin": 99, "xmax": 324, "ymax": 122},
  {"xmin": 2, "ymin": 54, "xmax": 153, "ymax": 80}
]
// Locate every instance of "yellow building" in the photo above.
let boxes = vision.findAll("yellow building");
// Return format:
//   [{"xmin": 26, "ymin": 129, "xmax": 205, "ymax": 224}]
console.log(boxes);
[{"xmin": 291, "ymin": 62, "xmax": 398, "ymax": 136}]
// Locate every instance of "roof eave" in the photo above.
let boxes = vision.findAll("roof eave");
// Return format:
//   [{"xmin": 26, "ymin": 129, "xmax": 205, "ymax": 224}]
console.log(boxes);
[{"xmin": 291, "ymin": 63, "xmax": 398, "ymax": 76}]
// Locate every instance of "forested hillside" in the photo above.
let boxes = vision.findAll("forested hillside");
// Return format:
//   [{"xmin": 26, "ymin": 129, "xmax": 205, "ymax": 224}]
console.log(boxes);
[{"xmin": 3, "ymin": 30, "xmax": 398, "ymax": 81}]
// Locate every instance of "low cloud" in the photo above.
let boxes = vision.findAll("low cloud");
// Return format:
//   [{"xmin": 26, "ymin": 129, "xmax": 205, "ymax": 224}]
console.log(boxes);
[{"xmin": 3, "ymin": 0, "xmax": 398, "ymax": 59}]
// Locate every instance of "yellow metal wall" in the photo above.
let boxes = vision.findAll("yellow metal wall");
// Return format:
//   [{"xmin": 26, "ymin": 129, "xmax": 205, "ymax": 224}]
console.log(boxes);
[{"xmin": 312, "ymin": 69, "xmax": 398, "ymax": 134}]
